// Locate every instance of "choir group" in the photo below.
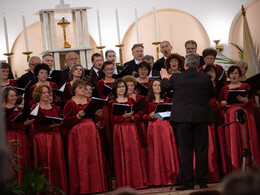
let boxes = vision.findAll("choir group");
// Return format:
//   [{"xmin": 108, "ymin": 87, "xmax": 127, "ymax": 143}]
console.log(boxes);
[{"xmin": 2, "ymin": 40, "xmax": 260, "ymax": 194}]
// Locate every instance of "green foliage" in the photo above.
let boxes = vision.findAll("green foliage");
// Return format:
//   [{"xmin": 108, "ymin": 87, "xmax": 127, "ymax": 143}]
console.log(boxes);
[
  {"xmin": 215, "ymin": 43, "xmax": 260, "ymax": 65},
  {"xmin": 0, "ymin": 140, "xmax": 64, "ymax": 194},
  {"xmin": 0, "ymin": 167, "xmax": 64, "ymax": 195}
]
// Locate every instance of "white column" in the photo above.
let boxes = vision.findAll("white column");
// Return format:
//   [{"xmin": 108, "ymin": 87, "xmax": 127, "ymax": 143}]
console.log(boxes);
[
  {"xmin": 75, "ymin": 10, "xmax": 84, "ymax": 47},
  {"xmin": 39, "ymin": 13, "xmax": 47, "ymax": 51},
  {"xmin": 82, "ymin": 9, "xmax": 90, "ymax": 47},
  {"xmin": 43, "ymin": 12, "xmax": 51, "ymax": 50},
  {"xmin": 82, "ymin": 9, "xmax": 92, "ymax": 69},
  {"xmin": 72, "ymin": 11, "xmax": 79, "ymax": 47},
  {"xmin": 53, "ymin": 52, "xmax": 60, "ymax": 70},
  {"xmin": 79, "ymin": 50, "xmax": 86, "ymax": 68},
  {"xmin": 50, "ymin": 11, "xmax": 58, "ymax": 49}
]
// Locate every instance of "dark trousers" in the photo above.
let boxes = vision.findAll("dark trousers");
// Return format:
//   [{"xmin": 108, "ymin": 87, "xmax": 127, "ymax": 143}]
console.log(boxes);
[{"xmin": 176, "ymin": 123, "xmax": 208, "ymax": 186}]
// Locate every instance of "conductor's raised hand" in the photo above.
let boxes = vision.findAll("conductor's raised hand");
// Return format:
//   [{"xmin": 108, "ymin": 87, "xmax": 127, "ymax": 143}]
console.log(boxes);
[{"xmin": 160, "ymin": 68, "xmax": 170, "ymax": 80}]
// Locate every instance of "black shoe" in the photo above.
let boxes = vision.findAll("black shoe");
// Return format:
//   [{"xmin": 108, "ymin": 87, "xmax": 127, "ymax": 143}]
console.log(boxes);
[
  {"xmin": 175, "ymin": 185, "xmax": 194, "ymax": 191},
  {"xmin": 199, "ymin": 184, "xmax": 208, "ymax": 189}
]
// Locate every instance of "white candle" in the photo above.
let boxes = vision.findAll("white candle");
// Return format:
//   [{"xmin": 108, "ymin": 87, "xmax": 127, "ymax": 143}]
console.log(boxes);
[
  {"xmin": 97, "ymin": 8, "xmax": 102, "ymax": 46},
  {"xmin": 134, "ymin": 6, "xmax": 140, "ymax": 43},
  {"xmin": 153, "ymin": 5, "xmax": 158, "ymax": 42},
  {"xmin": 115, "ymin": 6, "xmax": 121, "ymax": 45},
  {"xmin": 3, "ymin": 14, "xmax": 9, "ymax": 53},
  {"xmin": 22, "ymin": 13, "xmax": 29, "ymax": 52}
]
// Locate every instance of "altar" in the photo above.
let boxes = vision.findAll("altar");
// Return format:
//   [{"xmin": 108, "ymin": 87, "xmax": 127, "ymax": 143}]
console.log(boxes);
[{"xmin": 37, "ymin": 2, "xmax": 93, "ymax": 70}]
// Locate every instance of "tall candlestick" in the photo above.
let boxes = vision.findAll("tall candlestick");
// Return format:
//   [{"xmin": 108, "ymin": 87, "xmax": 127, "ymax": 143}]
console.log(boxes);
[
  {"xmin": 3, "ymin": 14, "xmax": 10, "ymax": 53},
  {"xmin": 22, "ymin": 13, "xmax": 29, "ymax": 52},
  {"xmin": 134, "ymin": 6, "xmax": 140, "ymax": 43},
  {"xmin": 153, "ymin": 5, "xmax": 158, "ymax": 42},
  {"xmin": 115, "ymin": 6, "xmax": 121, "ymax": 45},
  {"xmin": 97, "ymin": 8, "xmax": 102, "ymax": 46}
]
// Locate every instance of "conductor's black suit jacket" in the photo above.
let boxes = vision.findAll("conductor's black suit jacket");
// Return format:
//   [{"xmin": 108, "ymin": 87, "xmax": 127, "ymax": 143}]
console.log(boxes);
[{"xmin": 161, "ymin": 68, "xmax": 215, "ymax": 123}]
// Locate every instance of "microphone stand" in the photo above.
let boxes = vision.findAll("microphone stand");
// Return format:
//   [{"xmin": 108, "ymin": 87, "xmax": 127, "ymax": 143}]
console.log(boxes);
[{"xmin": 222, "ymin": 108, "xmax": 258, "ymax": 172}]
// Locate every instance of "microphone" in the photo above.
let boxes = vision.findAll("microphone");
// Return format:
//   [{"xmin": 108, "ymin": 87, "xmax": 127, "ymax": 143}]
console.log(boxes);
[{"xmin": 236, "ymin": 108, "xmax": 245, "ymax": 124}]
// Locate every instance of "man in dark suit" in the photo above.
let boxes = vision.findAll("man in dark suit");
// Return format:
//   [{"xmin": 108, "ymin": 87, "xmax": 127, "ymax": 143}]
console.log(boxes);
[
  {"xmin": 185, "ymin": 40, "xmax": 205, "ymax": 68},
  {"xmin": 105, "ymin": 50, "xmax": 123, "ymax": 78},
  {"xmin": 89, "ymin": 53, "xmax": 103, "ymax": 86},
  {"xmin": 42, "ymin": 53, "xmax": 61, "ymax": 87},
  {"xmin": 60, "ymin": 52, "xmax": 79, "ymax": 86},
  {"xmin": 123, "ymin": 44, "xmax": 144, "ymax": 75},
  {"xmin": 161, "ymin": 53, "xmax": 216, "ymax": 190},
  {"xmin": 17, "ymin": 56, "xmax": 41, "ymax": 88},
  {"xmin": 153, "ymin": 40, "xmax": 172, "ymax": 71},
  {"xmin": 17, "ymin": 56, "xmax": 41, "ymax": 114},
  {"xmin": 143, "ymin": 55, "xmax": 160, "ymax": 78}
]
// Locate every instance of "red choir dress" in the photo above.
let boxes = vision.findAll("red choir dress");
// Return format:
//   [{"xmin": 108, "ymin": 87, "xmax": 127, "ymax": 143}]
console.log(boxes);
[
  {"xmin": 218, "ymin": 83, "xmax": 260, "ymax": 172},
  {"xmin": 1, "ymin": 79, "xmax": 18, "ymax": 87},
  {"xmin": 134, "ymin": 94, "xmax": 147, "ymax": 148},
  {"xmin": 142, "ymin": 98, "xmax": 180, "ymax": 186},
  {"xmin": 63, "ymin": 99, "xmax": 108, "ymax": 195},
  {"xmin": 31, "ymin": 104, "xmax": 67, "ymax": 194},
  {"xmin": 109, "ymin": 97, "xmax": 148, "ymax": 189},
  {"xmin": 28, "ymin": 82, "xmax": 58, "ymax": 107},
  {"xmin": 61, "ymin": 82, "xmax": 72, "ymax": 106},
  {"xmin": 96, "ymin": 80, "xmax": 114, "ymax": 163},
  {"xmin": 4, "ymin": 106, "xmax": 31, "ymax": 183},
  {"xmin": 206, "ymin": 98, "xmax": 224, "ymax": 182},
  {"xmin": 140, "ymin": 78, "xmax": 153, "ymax": 88}
]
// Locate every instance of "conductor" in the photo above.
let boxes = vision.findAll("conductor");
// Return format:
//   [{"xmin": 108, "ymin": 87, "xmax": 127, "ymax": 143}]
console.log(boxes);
[{"xmin": 160, "ymin": 53, "xmax": 216, "ymax": 190}]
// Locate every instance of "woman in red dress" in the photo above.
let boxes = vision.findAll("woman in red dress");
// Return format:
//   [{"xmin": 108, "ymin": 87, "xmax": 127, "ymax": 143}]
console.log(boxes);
[
  {"xmin": 96, "ymin": 61, "xmax": 115, "ymax": 160},
  {"xmin": 203, "ymin": 65, "xmax": 226, "ymax": 181},
  {"xmin": 122, "ymin": 75, "xmax": 147, "ymax": 163},
  {"xmin": 96, "ymin": 61, "xmax": 115, "ymax": 99},
  {"xmin": 2, "ymin": 87, "xmax": 33, "ymax": 183},
  {"xmin": 135, "ymin": 62, "xmax": 153, "ymax": 95},
  {"xmin": 1, "ymin": 62, "xmax": 18, "ymax": 87},
  {"xmin": 63, "ymin": 79, "xmax": 108, "ymax": 194},
  {"xmin": 28, "ymin": 63, "xmax": 58, "ymax": 107},
  {"xmin": 142, "ymin": 79, "xmax": 180, "ymax": 186},
  {"xmin": 199, "ymin": 48, "xmax": 227, "ymax": 88},
  {"xmin": 31, "ymin": 85, "xmax": 67, "ymax": 193},
  {"xmin": 62, "ymin": 64, "xmax": 84, "ymax": 106},
  {"xmin": 218, "ymin": 66, "xmax": 260, "ymax": 172},
  {"xmin": 109, "ymin": 79, "xmax": 148, "ymax": 189}
]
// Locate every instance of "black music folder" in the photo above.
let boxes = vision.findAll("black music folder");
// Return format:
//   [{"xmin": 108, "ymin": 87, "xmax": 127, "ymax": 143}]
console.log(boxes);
[
  {"xmin": 103, "ymin": 84, "xmax": 112, "ymax": 97},
  {"xmin": 112, "ymin": 97, "xmax": 146, "ymax": 115},
  {"xmin": 154, "ymin": 103, "xmax": 172, "ymax": 113},
  {"xmin": 135, "ymin": 82, "xmax": 148, "ymax": 95},
  {"xmin": 132, "ymin": 97, "xmax": 146, "ymax": 114},
  {"xmin": 112, "ymin": 103, "xmax": 131, "ymax": 115},
  {"xmin": 40, "ymin": 116, "xmax": 63, "ymax": 124},
  {"xmin": 115, "ymin": 65, "xmax": 132, "ymax": 78},
  {"xmin": 5, "ymin": 107, "xmax": 16, "ymax": 118},
  {"xmin": 52, "ymin": 83, "xmax": 66, "ymax": 97},
  {"xmin": 154, "ymin": 103, "xmax": 172, "ymax": 120},
  {"xmin": 227, "ymin": 90, "xmax": 247, "ymax": 104},
  {"xmin": 84, "ymin": 97, "xmax": 108, "ymax": 118}
]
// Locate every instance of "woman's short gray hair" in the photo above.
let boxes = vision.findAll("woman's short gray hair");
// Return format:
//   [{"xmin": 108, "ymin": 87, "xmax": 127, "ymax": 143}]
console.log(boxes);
[{"xmin": 236, "ymin": 61, "xmax": 248, "ymax": 70}]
